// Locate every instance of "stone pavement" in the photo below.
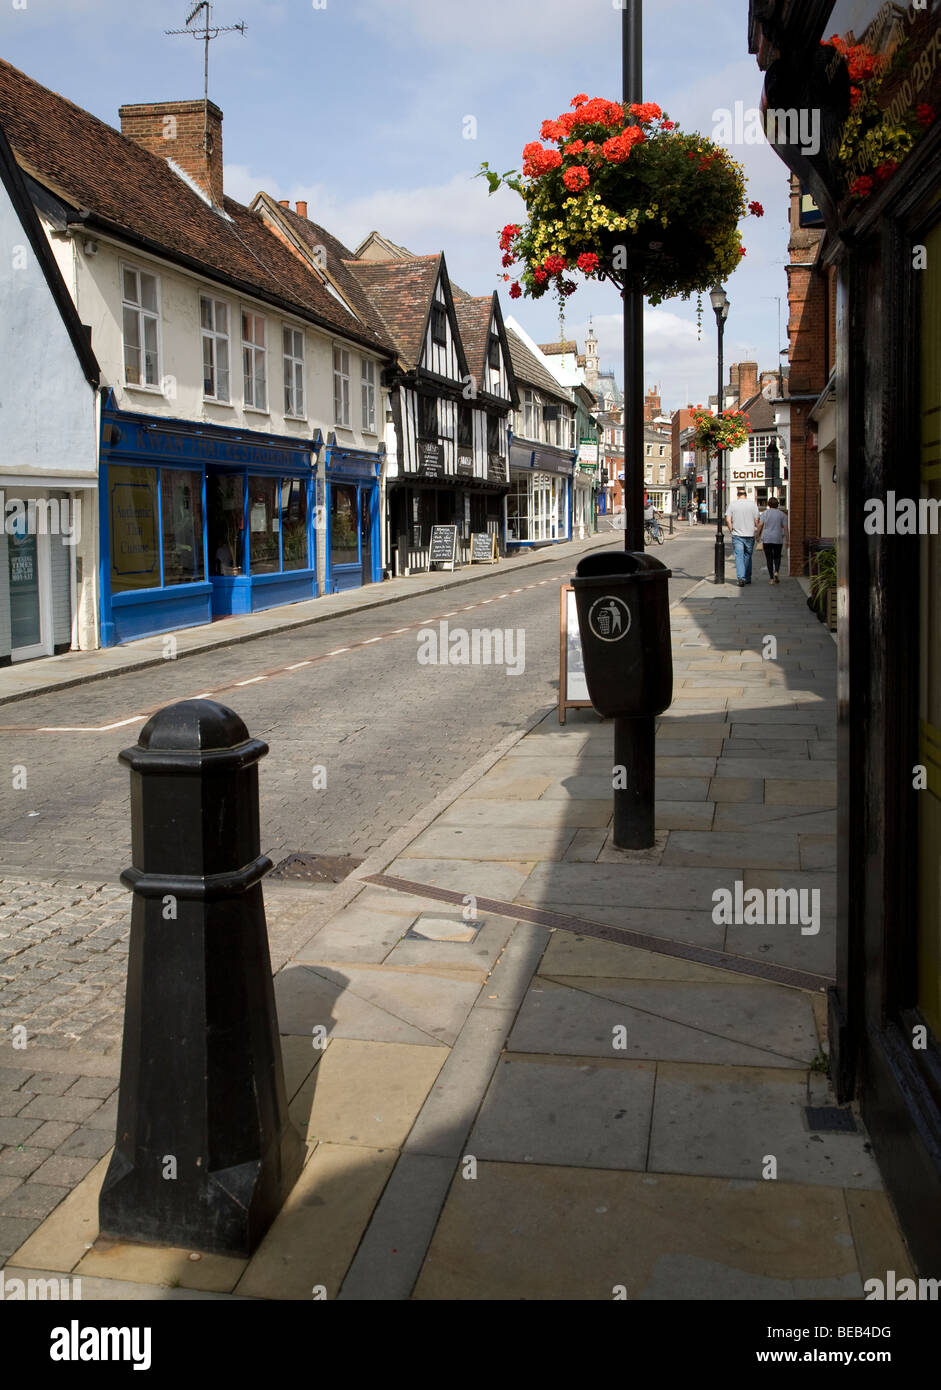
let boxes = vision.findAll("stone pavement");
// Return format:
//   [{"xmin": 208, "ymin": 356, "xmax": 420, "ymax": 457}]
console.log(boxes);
[{"xmin": 3, "ymin": 571, "xmax": 916, "ymax": 1298}]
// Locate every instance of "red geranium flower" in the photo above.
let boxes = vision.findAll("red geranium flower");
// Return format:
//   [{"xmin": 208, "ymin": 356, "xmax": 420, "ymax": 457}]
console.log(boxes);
[
  {"xmin": 748, "ymin": 201, "xmax": 764, "ymax": 217},
  {"xmin": 509, "ymin": 282, "xmax": 522, "ymax": 299},
  {"xmin": 561, "ymin": 281, "xmax": 578, "ymax": 297},
  {"xmin": 602, "ymin": 126, "xmax": 645, "ymax": 163},
  {"xmin": 563, "ymin": 165, "xmax": 590, "ymax": 192},
  {"xmin": 533, "ymin": 267, "xmax": 548, "ymax": 285},
  {"xmin": 544, "ymin": 254, "xmax": 568, "ymax": 275},
  {"xmin": 740, "ymin": 247, "xmax": 747, "ymax": 257},
  {"xmin": 875, "ymin": 161, "xmax": 898, "ymax": 182},
  {"xmin": 571, "ymin": 94, "xmax": 589, "ymax": 108},
  {"xmin": 576, "ymin": 252, "xmax": 599, "ymax": 273},
  {"xmin": 541, "ymin": 119, "xmax": 567, "ymax": 143},
  {"xmin": 499, "ymin": 223, "xmax": 521, "ymax": 251},
  {"xmin": 629, "ymin": 101, "xmax": 662, "ymax": 124},
  {"xmin": 522, "ymin": 142, "xmax": 563, "ymax": 177},
  {"xmin": 568, "ymin": 139, "xmax": 586, "ymax": 154},
  {"xmin": 662, "ymin": 121, "xmax": 676, "ymax": 131},
  {"xmin": 849, "ymin": 174, "xmax": 874, "ymax": 199},
  {"xmin": 917, "ymin": 104, "xmax": 936, "ymax": 128},
  {"xmin": 501, "ymin": 252, "xmax": 514, "ymax": 268}
]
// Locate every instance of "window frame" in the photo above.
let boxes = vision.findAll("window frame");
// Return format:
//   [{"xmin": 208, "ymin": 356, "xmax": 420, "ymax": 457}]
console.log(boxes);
[
  {"xmin": 282, "ymin": 324, "xmax": 306, "ymax": 419},
  {"xmin": 241, "ymin": 309, "xmax": 268, "ymax": 412},
  {"xmin": 333, "ymin": 344, "xmax": 352, "ymax": 427},
  {"xmin": 361, "ymin": 357, "xmax": 377, "ymax": 432},
  {"xmin": 431, "ymin": 302, "xmax": 448, "ymax": 347},
  {"xmin": 200, "ymin": 294, "xmax": 231, "ymax": 404},
  {"xmin": 418, "ymin": 393, "xmax": 438, "ymax": 442},
  {"xmin": 121, "ymin": 262, "xmax": 162, "ymax": 392}
]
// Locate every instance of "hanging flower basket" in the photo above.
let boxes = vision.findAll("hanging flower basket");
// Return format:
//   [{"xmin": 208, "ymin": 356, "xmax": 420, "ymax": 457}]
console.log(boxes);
[
  {"xmin": 479, "ymin": 95, "xmax": 763, "ymax": 308},
  {"xmin": 692, "ymin": 407, "xmax": 751, "ymax": 457},
  {"xmin": 822, "ymin": 34, "xmax": 936, "ymax": 199}
]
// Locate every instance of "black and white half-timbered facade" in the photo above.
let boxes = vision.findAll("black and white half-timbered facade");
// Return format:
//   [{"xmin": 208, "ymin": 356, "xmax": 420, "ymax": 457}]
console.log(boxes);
[
  {"xmin": 503, "ymin": 322, "xmax": 578, "ymax": 549},
  {"xmin": 346, "ymin": 238, "xmax": 516, "ymax": 573}
]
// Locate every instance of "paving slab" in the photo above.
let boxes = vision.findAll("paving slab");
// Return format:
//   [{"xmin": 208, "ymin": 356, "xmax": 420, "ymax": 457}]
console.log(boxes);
[
  {"xmin": 274, "ymin": 964, "xmax": 452, "ymax": 1046},
  {"xmin": 507, "ymin": 978, "xmax": 814, "ymax": 1067},
  {"xmin": 292, "ymin": 905, "xmax": 417, "ymax": 965},
  {"xmin": 412, "ymin": 1163, "xmax": 863, "ymax": 1300},
  {"xmin": 844, "ymin": 1189, "xmax": 918, "ymax": 1284},
  {"xmin": 469, "ymin": 1055, "xmax": 656, "ymax": 1169},
  {"xmin": 383, "ymin": 917, "xmax": 513, "ymax": 972},
  {"xmin": 435, "ymin": 798, "xmax": 612, "ymax": 830},
  {"xmin": 75, "ymin": 1235, "xmax": 247, "ymax": 1293},
  {"xmin": 301, "ymin": 1038, "xmax": 447, "ymax": 1148},
  {"xmin": 661, "ymin": 830, "xmax": 801, "ymax": 870},
  {"xmin": 383, "ymin": 857, "xmax": 535, "ymax": 902},
  {"xmin": 766, "ymin": 780, "xmax": 838, "ymax": 808},
  {"xmin": 517, "ymin": 861, "xmax": 737, "ymax": 913},
  {"xmin": 6, "ymin": 1151, "xmax": 111, "ymax": 1272},
  {"xmin": 278, "ymin": 963, "xmax": 480, "ymax": 1048},
  {"xmin": 538, "ymin": 933, "xmax": 753, "ymax": 985},
  {"xmin": 234, "ymin": 1142, "xmax": 397, "ymax": 1300},
  {"xmin": 648, "ymin": 1063, "xmax": 882, "ymax": 1188},
  {"xmin": 401, "ymin": 825, "xmax": 576, "ymax": 863}
]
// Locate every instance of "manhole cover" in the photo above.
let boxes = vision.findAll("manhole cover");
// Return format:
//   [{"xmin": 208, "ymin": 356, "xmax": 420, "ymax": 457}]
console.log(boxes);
[
  {"xmin": 269, "ymin": 853, "xmax": 363, "ymax": 884},
  {"xmin": 804, "ymin": 1105, "xmax": 857, "ymax": 1133}
]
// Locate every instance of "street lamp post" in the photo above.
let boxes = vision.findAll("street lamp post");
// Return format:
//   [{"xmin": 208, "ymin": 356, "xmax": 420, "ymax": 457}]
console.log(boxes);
[
  {"xmin": 622, "ymin": 0, "xmax": 643, "ymax": 554},
  {"xmin": 710, "ymin": 285, "xmax": 730, "ymax": 585}
]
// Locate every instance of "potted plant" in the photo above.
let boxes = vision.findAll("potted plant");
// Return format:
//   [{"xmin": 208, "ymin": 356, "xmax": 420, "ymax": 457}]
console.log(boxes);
[
  {"xmin": 479, "ymin": 95, "xmax": 764, "ymax": 310},
  {"xmin": 809, "ymin": 544, "xmax": 837, "ymax": 630},
  {"xmin": 691, "ymin": 406, "xmax": 751, "ymax": 456}
]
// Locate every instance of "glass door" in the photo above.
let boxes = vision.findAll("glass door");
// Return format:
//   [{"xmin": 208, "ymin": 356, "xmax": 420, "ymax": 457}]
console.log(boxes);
[
  {"xmin": 360, "ymin": 487, "xmax": 373, "ymax": 585},
  {"xmin": 8, "ymin": 522, "xmax": 49, "ymax": 661}
]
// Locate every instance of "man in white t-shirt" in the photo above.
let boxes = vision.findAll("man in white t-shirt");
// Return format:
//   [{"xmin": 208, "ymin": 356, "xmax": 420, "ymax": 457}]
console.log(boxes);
[{"xmin": 725, "ymin": 486, "xmax": 761, "ymax": 586}]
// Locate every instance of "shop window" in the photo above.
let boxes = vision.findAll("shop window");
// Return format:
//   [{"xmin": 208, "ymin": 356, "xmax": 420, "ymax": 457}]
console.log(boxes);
[
  {"xmin": 110, "ymin": 465, "xmax": 159, "ymax": 592},
  {"xmin": 283, "ymin": 327, "xmax": 305, "ymax": 418},
  {"xmin": 248, "ymin": 476, "xmax": 279, "ymax": 574},
  {"xmin": 361, "ymin": 359, "xmax": 376, "ymax": 431},
  {"xmin": 122, "ymin": 266, "xmax": 160, "ymax": 389},
  {"xmin": 523, "ymin": 390, "xmax": 536, "ymax": 439},
  {"xmin": 333, "ymin": 346, "xmax": 351, "ymax": 426},
  {"xmin": 431, "ymin": 303, "xmax": 447, "ymax": 346},
  {"xmin": 242, "ymin": 312, "xmax": 267, "ymax": 410},
  {"xmin": 281, "ymin": 478, "xmax": 308, "ymax": 571},
  {"xmin": 161, "ymin": 470, "xmax": 204, "ymax": 587},
  {"xmin": 208, "ymin": 475, "xmax": 244, "ymax": 576},
  {"xmin": 330, "ymin": 484, "xmax": 359, "ymax": 566},
  {"xmin": 201, "ymin": 296, "xmax": 230, "ymax": 402}
]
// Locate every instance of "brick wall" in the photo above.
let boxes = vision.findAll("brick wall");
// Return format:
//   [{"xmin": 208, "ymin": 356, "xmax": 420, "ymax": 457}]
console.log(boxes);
[{"xmin": 119, "ymin": 100, "xmax": 224, "ymax": 206}]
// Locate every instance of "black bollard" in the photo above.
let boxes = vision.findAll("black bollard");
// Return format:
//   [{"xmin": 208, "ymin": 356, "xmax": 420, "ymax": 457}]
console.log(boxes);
[{"xmin": 98, "ymin": 699, "xmax": 304, "ymax": 1258}]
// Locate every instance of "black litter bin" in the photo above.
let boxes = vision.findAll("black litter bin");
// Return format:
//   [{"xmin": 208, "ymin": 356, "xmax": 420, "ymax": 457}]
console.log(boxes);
[{"xmin": 572, "ymin": 550, "xmax": 673, "ymax": 719}]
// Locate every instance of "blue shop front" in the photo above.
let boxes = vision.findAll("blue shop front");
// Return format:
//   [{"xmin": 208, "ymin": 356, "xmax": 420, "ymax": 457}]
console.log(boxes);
[
  {"xmin": 99, "ymin": 396, "xmax": 319, "ymax": 646},
  {"xmin": 323, "ymin": 437, "xmax": 382, "ymax": 594}
]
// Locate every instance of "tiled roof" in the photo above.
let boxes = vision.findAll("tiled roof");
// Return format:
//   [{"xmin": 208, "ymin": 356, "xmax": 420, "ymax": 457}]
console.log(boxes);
[
  {"xmin": 342, "ymin": 255, "xmax": 442, "ymax": 369},
  {"xmin": 0, "ymin": 59, "xmax": 390, "ymax": 355},
  {"xmin": 452, "ymin": 294, "xmax": 493, "ymax": 383},
  {"xmin": 739, "ymin": 391, "xmax": 776, "ymax": 429},
  {"xmin": 261, "ymin": 198, "xmax": 395, "ymax": 352},
  {"xmin": 505, "ymin": 328, "xmax": 570, "ymax": 401},
  {"xmin": 539, "ymin": 339, "xmax": 577, "ymax": 355}
]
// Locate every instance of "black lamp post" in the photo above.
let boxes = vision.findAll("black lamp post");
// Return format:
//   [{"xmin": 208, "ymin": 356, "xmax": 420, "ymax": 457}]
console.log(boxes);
[
  {"xmin": 710, "ymin": 285, "xmax": 730, "ymax": 584},
  {"xmin": 766, "ymin": 436, "xmax": 780, "ymax": 498},
  {"xmin": 622, "ymin": 0, "xmax": 643, "ymax": 553}
]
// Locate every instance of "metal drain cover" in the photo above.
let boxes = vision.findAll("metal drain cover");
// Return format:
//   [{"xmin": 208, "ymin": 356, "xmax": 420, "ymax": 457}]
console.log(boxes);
[
  {"xmin": 805, "ymin": 1105, "xmax": 857, "ymax": 1133},
  {"xmin": 269, "ymin": 853, "xmax": 363, "ymax": 884}
]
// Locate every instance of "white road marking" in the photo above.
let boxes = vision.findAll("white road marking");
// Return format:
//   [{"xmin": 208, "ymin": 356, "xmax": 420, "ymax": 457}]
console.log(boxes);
[
  {"xmin": 235, "ymin": 676, "xmax": 267, "ymax": 686},
  {"xmin": 284, "ymin": 662, "xmax": 312, "ymax": 670},
  {"xmin": 363, "ymin": 637, "xmax": 382, "ymax": 644},
  {"xmin": 327, "ymin": 648, "xmax": 350, "ymax": 655}
]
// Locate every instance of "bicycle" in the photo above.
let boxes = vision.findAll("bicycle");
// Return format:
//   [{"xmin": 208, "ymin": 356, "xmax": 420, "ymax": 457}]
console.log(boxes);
[{"xmin": 644, "ymin": 520, "xmax": 665, "ymax": 546}]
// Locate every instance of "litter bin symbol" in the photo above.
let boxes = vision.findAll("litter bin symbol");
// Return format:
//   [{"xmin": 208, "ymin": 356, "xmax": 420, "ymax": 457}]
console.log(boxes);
[{"xmin": 589, "ymin": 597, "xmax": 631, "ymax": 641}]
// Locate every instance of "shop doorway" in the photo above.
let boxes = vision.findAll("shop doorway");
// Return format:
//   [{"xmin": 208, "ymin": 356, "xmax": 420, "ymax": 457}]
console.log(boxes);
[{"xmin": 7, "ymin": 524, "xmax": 52, "ymax": 662}]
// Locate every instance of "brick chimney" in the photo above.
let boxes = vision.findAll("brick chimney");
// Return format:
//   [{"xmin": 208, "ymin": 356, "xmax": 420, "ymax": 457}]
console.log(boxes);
[
  {"xmin": 119, "ymin": 99, "xmax": 224, "ymax": 207},
  {"xmin": 296, "ymin": 200, "xmax": 308, "ymax": 219},
  {"xmin": 737, "ymin": 361, "xmax": 759, "ymax": 402}
]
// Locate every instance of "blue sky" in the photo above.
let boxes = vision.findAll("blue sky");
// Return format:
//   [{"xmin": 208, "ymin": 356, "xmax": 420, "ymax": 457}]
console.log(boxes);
[{"xmin": 0, "ymin": 0, "xmax": 792, "ymax": 410}]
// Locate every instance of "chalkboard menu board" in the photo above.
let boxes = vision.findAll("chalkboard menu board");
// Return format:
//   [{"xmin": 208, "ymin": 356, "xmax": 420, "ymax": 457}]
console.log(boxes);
[
  {"xmin": 421, "ymin": 441, "xmax": 443, "ymax": 477},
  {"xmin": 429, "ymin": 524, "xmax": 458, "ymax": 570},
  {"xmin": 471, "ymin": 532, "xmax": 498, "ymax": 564}
]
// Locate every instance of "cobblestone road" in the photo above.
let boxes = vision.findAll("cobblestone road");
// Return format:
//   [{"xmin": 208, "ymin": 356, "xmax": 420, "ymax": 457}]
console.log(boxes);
[{"xmin": 0, "ymin": 533, "xmax": 709, "ymax": 1260}]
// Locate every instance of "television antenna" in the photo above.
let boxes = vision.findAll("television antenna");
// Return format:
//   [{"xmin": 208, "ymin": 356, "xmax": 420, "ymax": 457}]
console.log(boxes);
[{"xmin": 166, "ymin": 3, "xmax": 246, "ymax": 155}]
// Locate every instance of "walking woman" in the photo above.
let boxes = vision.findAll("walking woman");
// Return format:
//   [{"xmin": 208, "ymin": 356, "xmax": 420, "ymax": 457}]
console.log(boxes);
[{"xmin": 759, "ymin": 497, "xmax": 789, "ymax": 583}]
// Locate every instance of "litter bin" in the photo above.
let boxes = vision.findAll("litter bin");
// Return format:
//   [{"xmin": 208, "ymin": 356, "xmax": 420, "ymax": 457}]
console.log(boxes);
[{"xmin": 572, "ymin": 550, "xmax": 673, "ymax": 719}]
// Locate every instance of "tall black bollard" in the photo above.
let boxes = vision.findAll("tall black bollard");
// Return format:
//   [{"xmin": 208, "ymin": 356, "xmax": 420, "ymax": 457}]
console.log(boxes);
[{"xmin": 98, "ymin": 699, "xmax": 304, "ymax": 1257}]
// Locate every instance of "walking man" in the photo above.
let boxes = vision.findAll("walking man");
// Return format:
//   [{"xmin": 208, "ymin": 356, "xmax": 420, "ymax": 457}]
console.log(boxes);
[
  {"xmin": 725, "ymin": 485, "xmax": 761, "ymax": 587},
  {"xmin": 758, "ymin": 496, "xmax": 788, "ymax": 584},
  {"xmin": 699, "ymin": 499, "xmax": 707, "ymax": 526}
]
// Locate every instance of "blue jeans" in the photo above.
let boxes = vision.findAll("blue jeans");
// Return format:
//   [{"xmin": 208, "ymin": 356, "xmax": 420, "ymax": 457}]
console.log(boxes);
[{"xmin": 732, "ymin": 534, "xmax": 755, "ymax": 582}]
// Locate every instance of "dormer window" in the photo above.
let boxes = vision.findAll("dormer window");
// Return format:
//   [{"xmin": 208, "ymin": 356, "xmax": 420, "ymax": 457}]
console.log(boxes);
[{"xmin": 431, "ymin": 304, "xmax": 447, "ymax": 347}]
